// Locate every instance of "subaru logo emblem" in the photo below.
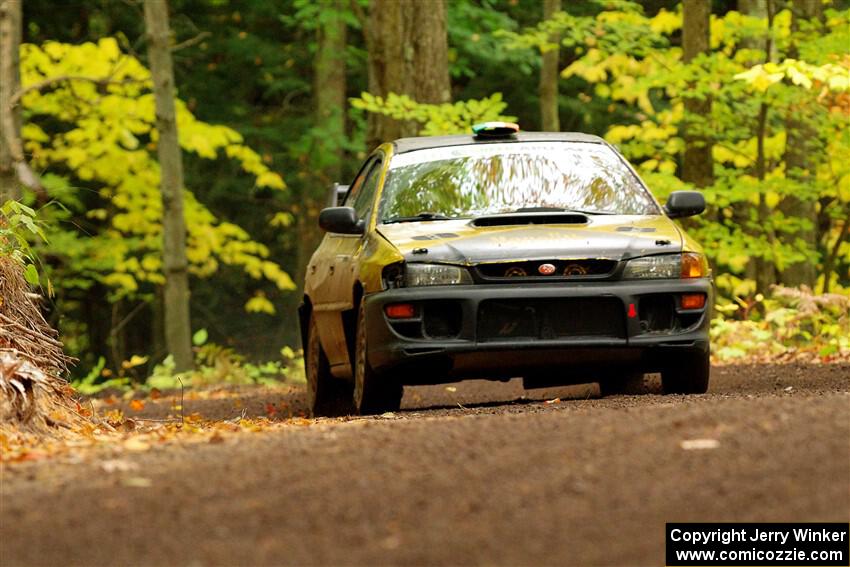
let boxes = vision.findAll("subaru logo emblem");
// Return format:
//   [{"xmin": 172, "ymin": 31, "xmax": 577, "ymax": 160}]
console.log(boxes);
[{"xmin": 538, "ymin": 263, "xmax": 556, "ymax": 275}]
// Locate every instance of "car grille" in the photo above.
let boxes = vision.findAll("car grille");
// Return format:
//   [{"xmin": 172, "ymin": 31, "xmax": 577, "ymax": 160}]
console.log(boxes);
[
  {"xmin": 477, "ymin": 298, "xmax": 625, "ymax": 341},
  {"xmin": 474, "ymin": 259, "xmax": 617, "ymax": 282}
]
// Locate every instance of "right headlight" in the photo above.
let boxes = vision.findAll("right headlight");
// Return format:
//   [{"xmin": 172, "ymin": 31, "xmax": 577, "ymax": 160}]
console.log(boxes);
[
  {"xmin": 405, "ymin": 263, "xmax": 473, "ymax": 286},
  {"xmin": 623, "ymin": 253, "xmax": 707, "ymax": 279}
]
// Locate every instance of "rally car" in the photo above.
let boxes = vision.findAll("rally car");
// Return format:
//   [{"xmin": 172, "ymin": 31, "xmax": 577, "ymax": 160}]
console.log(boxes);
[{"xmin": 300, "ymin": 122, "xmax": 713, "ymax": 416}]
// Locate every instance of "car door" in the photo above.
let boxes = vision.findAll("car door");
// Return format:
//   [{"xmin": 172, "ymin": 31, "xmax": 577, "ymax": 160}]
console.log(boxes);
[
  {"xmin": 310, "ymin": 154, "xmax": 383, "ymax": 376},
  {"xmin": 330, "ymin": 154, "xmax": 384, "ymax": 308}
]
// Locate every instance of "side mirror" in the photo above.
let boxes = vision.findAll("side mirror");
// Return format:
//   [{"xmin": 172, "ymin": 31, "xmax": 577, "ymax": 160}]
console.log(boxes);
[
  {"xmin": 327, "ymin": 183, "xmax": 349, "ymax": 207},
  {"xmin": 664, "ymin": 191, "xmax": 705, "ymax": 219},
  {"xmin": 319, "ymin": 207, "xmax": 364, "ymax": 234}
]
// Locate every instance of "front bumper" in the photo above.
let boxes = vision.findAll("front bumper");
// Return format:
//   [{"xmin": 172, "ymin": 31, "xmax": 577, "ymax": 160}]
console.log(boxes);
[{"xmin": 364, "ymin": 279, "xmax": 713, "ymax": 385}]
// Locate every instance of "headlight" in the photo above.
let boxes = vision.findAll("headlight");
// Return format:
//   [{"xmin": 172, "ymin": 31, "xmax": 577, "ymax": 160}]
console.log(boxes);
[
  {"xmin": 405, "ymin": 263, "xmax": 472, "ymax": 286},
  {"xmin": 623, "ymin": 253, "xmax": 707, "ymax": 279}
]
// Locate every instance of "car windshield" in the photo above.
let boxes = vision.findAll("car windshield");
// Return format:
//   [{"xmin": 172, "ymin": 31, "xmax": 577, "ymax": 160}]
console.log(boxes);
[{"xmin": 378, "ymin": 142, "xmax": 660, "ymax": 222}]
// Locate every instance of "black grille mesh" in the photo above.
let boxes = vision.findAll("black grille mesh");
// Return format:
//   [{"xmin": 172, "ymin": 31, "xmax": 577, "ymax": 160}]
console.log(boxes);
[{"xmin": 478, "ymin": 298, "xmax": 625, "ymax": 341}]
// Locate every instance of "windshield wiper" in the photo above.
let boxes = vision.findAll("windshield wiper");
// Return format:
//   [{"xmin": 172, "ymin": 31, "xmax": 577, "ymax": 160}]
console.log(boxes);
[{"xmin": 382, "ymin": 212, "xmax": 456, "ymax": 224}]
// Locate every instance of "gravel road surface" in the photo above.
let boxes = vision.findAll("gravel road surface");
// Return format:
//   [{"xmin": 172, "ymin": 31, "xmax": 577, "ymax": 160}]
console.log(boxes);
[{"xmin": 1, "ymin": 363, "xmax": 848, "ymax": 566}]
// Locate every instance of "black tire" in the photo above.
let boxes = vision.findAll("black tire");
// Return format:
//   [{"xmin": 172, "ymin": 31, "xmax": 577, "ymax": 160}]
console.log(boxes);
[
  {"xmin": 598, "ymin": 371, "xmax": 649, "ymax": 397},
  {"xmin": 661, "ymin": 350, "xmax": 710, "ymax": 394},
  {"xmin": 306, "ymin": 314, "xmax": 355, "ymax": 417},
  {"xmin": 354, "ymin": 301, "xmax": 403, "ymax": 415}
]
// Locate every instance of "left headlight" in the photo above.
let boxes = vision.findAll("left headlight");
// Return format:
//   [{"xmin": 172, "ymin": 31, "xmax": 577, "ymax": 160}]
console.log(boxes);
[
  {"xmin": 623, "ymin": 253, "xmax": 707, "ymax": 279},
  {"xmin": 405, "ymin": 263, "xmax": 473, "ymax": 286}
]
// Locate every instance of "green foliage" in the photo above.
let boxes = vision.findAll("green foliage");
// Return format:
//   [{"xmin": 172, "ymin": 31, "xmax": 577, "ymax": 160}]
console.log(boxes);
[
  {"xmin": 146, "ymin": 344, "xmax": 304, "ymax": 390},
  {"xmin": 0, "ymin": 201, "xmax": 49, "ymax": 290},
  {"xmin": 499, "ymin": 2, "xmax": 850, "ymax": 294},
  {"xmin": 20, "ymin": 38, "xmax": 293, "ymax": 303},
  {"xmin": 75, "ymin": 343, "xmax": 304, "ymax": 394},
  {"xmin": 350, "ymin": 92, "xmax": 516, "ymax": 136},
  {"xmin": 711, "ymin": 286, "xmax": 850, "ymax": 361},
  {"xmin": 71, "ymin": 356, "xmax": 133, "ymax": 395}
]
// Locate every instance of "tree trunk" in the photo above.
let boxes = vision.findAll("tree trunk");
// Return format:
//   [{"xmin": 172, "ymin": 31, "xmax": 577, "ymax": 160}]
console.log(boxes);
[
  {"xmin": 366, "ymin": 0, "xmax": 450, "ymax": 151},
  {"xmin": 748, "ymin": 0, "xmax": 778, "ymax": 294},
  {"xmin": 822, "ymin": 211, "xmax": 849, "ymax": 294},
  {"xmin": 681, "ymin": 0, "xmax": 713, "ymax": 188},
  {"xmin": 539, "ymin": 0, "xmax": 561, "ymax": 132},
  {"xmin": 778, "ymin": 0, "xmax": 822, "ymax": 288},
  {"xmin": 297, "ymin": 0, "xmax": 348, "ymax": 290},
  {"xmin": 144, "ymin": 0, "xmax": 193, "ymax": 372},
  {"xmin": 754, "ymin": 101, "xmax": 777, "ymax": 293},
  {"xmin": 0, "ymin": 0, "xmax": 22, "ymax": 202}
]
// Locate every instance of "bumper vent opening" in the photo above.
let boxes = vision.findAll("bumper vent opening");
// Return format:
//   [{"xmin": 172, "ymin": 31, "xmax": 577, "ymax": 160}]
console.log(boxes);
[
  {"xmin": 423, "ymin": 301, "xmax": 462, "ymax": 339},
  {"xmin": 387, "ymin": 300, "xmax": 462, "ymax": 340},
  {"xmin": 639, "ymin": 295, "xmax": 676, "ymax": 333},
  {"xmin": 638, "ymin": 294, "xmax": 705, "ymax": 334}
]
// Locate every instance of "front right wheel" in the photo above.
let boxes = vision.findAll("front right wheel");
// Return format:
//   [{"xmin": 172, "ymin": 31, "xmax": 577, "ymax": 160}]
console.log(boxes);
[
  {"xmin": 306, "ymin": 313, "xmax": 354, "ymax": 417},
  {"xmin": 661, "ymin": 350, "xmax": 710, "ymax": 394},
  {"xmin": 354, "ymin": 300, "xmax": 403, "ymax": 415}
]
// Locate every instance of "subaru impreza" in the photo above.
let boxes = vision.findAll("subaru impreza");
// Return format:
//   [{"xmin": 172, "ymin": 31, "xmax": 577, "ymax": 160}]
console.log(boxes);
[{"xmin": 300, "ymin": 123, "xmax": 713, "ymax": 416}]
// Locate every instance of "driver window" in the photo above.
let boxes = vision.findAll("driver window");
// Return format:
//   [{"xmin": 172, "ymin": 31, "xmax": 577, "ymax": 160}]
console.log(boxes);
[
  {"xmin": 344, "ymin": 156, "xmax": 377, "ymax": 208},
  {"xmin": 352, "ymin": 161, "xmax": 382, "ymax": 220},
  {"xmin": 345, "ymin": 156, "xmax": 382, "ymax": 219}
]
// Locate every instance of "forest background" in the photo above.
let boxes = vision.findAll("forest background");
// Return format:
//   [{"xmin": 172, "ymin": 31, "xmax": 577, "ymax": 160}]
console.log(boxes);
[{"xmin": 0, "ymin": 0, "xmax": 848, "ymax": 390}]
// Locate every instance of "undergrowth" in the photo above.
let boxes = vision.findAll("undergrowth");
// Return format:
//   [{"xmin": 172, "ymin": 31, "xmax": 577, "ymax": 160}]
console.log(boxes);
[
  {"xmin": 72, "ymin": 329, "xmax": 304, "ymax": 395},
  {"xmin": 711, "ymin": 285, "xmax": 850, "ymax": 362}
]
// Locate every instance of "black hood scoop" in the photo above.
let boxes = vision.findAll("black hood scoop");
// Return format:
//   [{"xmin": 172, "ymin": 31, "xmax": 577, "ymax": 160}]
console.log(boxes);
[{"xmin": 471, "ymin": 212, "xmax": 589, "ymax": 227}]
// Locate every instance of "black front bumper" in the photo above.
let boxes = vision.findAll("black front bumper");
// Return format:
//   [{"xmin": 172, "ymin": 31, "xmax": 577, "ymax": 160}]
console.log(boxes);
[{"xmin": 364, "ymin": 279, "xmax": 712, "ymax": 385}]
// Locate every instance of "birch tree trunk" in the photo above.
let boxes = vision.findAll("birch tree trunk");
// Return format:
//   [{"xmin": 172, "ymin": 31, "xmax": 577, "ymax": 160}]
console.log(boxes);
[
  {"xmin": 366, "ymin": 0, "xmax": 450, "ymax": 151},
  {"xmin": 539, "ymin": 0, "xmax": 561, "ymax": 132},
  {"xmin": 144, "ymin": 0, "xmax": 193, "ymax": 372},
  {"xmin": 681, "ymin": 0, "xmax": 713, "ymax": 188}
]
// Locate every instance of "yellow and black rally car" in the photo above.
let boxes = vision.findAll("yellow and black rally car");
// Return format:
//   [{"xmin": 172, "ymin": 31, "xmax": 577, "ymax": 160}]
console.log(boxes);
[{"xmin": 300, "ymin": 122, "xmax": 713, "ymax": 416}]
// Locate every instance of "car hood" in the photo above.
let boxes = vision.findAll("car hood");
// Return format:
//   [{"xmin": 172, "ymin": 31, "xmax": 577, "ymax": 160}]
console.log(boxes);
[{"xmin": 376, "ymin": 215, "xmax": 683, "ymax": 264}]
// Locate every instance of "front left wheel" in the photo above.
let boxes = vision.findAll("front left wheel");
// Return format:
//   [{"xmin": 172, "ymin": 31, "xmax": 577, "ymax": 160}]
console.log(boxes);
[
  {"xmin": 661, "ymin": 350, "xmax": 710, "ymax": 394},
  {"xmin": 354, "ymin": 300, "xmax": 403, "ymax": 415},
  {"xmin": 598, "ymin": 371, "xmax": 650, "ymax": 397},
  {"xmin": 306, "ymin": 314, "xmax": 355, "ymax": 417}
]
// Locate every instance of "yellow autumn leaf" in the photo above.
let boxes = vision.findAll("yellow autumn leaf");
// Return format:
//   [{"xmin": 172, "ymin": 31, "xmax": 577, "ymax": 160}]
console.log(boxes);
[
  {"xmin": 650, "ymin": 9, "xmax": 681, "ymax": 34},
  {"xmin": 245, "ymin": 292, "xmax": 276, "ymax": 315}
]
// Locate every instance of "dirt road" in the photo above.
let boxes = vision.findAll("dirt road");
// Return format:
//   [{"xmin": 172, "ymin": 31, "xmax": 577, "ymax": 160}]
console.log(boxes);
[{"xmin": 1, "ymin": 363, "xmax": 848, "ymax": 566}]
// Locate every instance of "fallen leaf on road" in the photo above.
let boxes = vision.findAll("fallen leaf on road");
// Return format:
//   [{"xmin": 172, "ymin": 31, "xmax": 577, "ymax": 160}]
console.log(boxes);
[
  {"xmin": 129, "ymin": 399, "xmax": 145, "ymax": 411},
  {"xmin": 101, "ymin": 459, "xmax": 138, "ymax": 473},
  {"xmin": 445, "ymin": 386, "xmax": 457, "ymax": 392},
  {"xmin": 680, "ymin": 439, "xmax": 720, "ymax": 450},
  {"xmin": 784, "ymin": 386, "xmax": 794, "ymax": 393},
  {"xmin": 545, "ymin": 398, "xmax": 561, "ymax": 404},
  {"xmin": 122, "ymin": 477, "xmax": 152, "ymax": 488},
  {"xmin": 380, "ymin": 412, "xmax": 396, "ymax": 419},
  {"xmin": 123, "ymin": 438, "xmax": 151, "ymax": 452}
]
